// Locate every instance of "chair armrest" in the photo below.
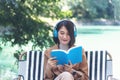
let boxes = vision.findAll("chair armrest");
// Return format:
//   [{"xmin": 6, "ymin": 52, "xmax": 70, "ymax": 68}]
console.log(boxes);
[
  {"xmin": 18, "ymin": 75, "xmax": 24, "ymax": 80},
  {"xmin": 106, "ymin": 57, "xmax": 113, "ymax": 80},
  {"xmin": 18, "ymin": 60, "xmax": 27, "ymax": 80},
  {"xmin": 107, "ymin": 52, "xmax": 112, "ymax": 60},
  {"xmin": 107, "ymin": 75, "xmax": 113, "ymax": 80},
  {"xmin": 19, "ymin": 52, "xmax": 27, "ymax": 60}
]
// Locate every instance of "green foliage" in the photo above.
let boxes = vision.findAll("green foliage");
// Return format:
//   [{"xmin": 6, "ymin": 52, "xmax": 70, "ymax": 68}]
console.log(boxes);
[
  {"xmin": 14, "ymin": 49, "xmax": 24, "ymax": 60},
  {"xmin": 84, "ymin": 0, "xmax": 114, "ymax": 19},
  {"xmin": 0, "ymin": 0, "xmax": 70, "ymax": 51},
  {"xmin": 69, "ymin": 1, "xmax": 92, "ymax": 19},
  {"xmin": 113, "ymin": 0, "xmax": 120, "ymax": 20},
  {"xmin": 67, "ymin": 0, "xmax": 114, "ymax": 20}
]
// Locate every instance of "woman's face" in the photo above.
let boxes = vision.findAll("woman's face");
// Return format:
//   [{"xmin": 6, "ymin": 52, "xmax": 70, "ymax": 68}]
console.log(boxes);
[{"xmin": 58, "ymin": 26, "xmax": 71, "ymax": 45}]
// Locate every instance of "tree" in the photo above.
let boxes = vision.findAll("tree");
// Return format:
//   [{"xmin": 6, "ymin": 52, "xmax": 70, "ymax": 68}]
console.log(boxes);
[
  {"xmin": 113, "ymin": 0, "xmax": 120, "ymax": 20},
  {"xmin": 0, "ymin": 0, "xmax": 71, "ymax": 50},
  {"xmin": 0, "ymin": 0, "xmax": 73, "ymax": 61},
  {"xmin": 66, "ymin": 0, "xmax": 114, "ymax": 20}
]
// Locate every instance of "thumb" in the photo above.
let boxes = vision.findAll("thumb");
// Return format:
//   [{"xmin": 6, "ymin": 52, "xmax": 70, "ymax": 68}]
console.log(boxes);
[{"xmin": 68, "ymin": 60, "xmax": 72, "ymax": 65}]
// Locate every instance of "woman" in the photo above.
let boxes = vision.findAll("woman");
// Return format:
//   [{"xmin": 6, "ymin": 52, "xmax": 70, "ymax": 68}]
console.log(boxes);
[{"xmin": 44, "ymin": 20, "xmax": 88, "ymax": 80}]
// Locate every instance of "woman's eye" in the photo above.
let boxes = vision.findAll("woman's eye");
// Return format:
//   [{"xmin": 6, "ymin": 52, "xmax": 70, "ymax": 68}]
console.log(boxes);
[
  {"xmin": 60, "ymin": 31, "xmax": 64, "ymax": 34},
  {"xmin": 60, "ymin": 32, "xmax": 64, "ymax": 35}
]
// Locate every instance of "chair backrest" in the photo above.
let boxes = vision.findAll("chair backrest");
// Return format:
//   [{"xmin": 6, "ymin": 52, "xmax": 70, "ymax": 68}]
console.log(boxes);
[
  {"xmin": 85, "ymin": 50, "xmax": 113, "ymax": 80},
  {"xmin": 18, "ymin": 51, "xmax": 44, "ymax": 80},
  {"xmin": 18, "ymin": 50, "xmax": 112, "ymax": 80}
]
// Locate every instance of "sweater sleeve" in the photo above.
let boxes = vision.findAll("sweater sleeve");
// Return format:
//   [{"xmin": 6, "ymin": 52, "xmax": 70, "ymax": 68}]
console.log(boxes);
[
  {"xmin": 79, "ymin": 49, "xmax": 88, "ymax": 80},
  {"xmin": 44, "ymin": 50, "xmax": 55, "ymax": 80}
]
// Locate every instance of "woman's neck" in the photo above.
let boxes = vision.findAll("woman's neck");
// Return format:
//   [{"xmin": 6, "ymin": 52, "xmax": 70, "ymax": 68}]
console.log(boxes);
[{"xmin": 59, "ymin": 44, "xmax": 69, "ymax": 51}]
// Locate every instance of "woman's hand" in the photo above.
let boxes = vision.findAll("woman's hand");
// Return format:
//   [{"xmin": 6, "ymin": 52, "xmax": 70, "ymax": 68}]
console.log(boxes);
[
  {"xmin": 52, "ymin": 65, "xmax": 64, "ymax": 75},
  {"xmin": 47, "ymin": 57, "xmax": 57, "ymax": 70},
  {"xmin": 64, "ymin": 61, "xmax": 73, "ymax": 72}
]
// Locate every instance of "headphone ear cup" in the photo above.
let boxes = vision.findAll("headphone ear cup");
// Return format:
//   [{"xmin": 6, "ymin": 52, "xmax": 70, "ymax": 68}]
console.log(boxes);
[
  {"xmin": 74, "ymin": 30, "xmax": 77, "ymax": 37},
  {"xmin": 53, "ymin": 29, "xmax": 58, "ymax": 37}
]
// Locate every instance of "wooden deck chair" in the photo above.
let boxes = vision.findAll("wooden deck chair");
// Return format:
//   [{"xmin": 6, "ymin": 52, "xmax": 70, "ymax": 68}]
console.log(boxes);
[
  {"xmin": 18, "ymin": 51, "xmax": 44, "ymax": 80},
  {"xmin": 85, "ymin": 50, "xmax": 113, "ymax": 80}
]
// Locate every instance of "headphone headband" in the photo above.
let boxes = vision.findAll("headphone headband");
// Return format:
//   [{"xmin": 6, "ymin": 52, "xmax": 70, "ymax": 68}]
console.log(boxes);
[{"xmin": 53, "ymin": 20, "xmax": 77, "ymax": 37}]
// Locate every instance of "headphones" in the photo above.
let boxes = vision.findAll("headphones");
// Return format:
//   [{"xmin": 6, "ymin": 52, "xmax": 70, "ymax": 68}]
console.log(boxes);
[{"xmin": 53, "ymin": 20, "xmax": 77, "ymax": 37}]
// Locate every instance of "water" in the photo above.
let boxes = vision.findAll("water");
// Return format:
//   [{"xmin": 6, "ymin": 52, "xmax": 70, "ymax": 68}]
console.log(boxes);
[
  {"xmin": 76, "ymin": 26, "xmax": 120, "ymax": 79},
  {"xmin": 0, "ymin": 45, "xmax": 18, "ymax": 80}
]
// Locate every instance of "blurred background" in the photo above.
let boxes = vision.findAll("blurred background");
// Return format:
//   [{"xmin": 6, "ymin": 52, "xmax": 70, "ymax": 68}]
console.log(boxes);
[{"xmin": 0, "ymin": 0, "xmax": 120, "ymax": 80}]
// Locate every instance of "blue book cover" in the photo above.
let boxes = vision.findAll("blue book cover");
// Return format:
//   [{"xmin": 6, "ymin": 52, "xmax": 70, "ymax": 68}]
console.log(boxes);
[{"xmin": 51, "ymin": 46, "xmax": 82, "ymax": 65}]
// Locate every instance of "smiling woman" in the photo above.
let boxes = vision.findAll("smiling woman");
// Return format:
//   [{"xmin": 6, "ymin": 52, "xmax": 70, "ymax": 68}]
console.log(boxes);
[
  {"xmin": 44, "ymin": 20, "xmax": 88, "ymax": 80},
  {"xmin": 57, "ymin": 26, "xmax": 71, "ymax": 48}
]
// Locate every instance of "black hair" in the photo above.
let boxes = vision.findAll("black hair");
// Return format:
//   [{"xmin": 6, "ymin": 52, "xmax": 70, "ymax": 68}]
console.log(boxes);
[{"xmin": 53, "ymin": 20, "xmax": 76, "ymax": 48}]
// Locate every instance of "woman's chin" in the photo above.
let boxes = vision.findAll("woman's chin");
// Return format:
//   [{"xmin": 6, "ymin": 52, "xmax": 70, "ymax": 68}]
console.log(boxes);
[{"xmin": 61, "ymin": 42, "xmax": 69, "ymax": 45}]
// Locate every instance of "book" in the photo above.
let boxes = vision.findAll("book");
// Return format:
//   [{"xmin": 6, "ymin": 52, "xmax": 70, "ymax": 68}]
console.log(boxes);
[{"xmin": 50, "ymin": 46, "xmax": 82, "ymax": 65}]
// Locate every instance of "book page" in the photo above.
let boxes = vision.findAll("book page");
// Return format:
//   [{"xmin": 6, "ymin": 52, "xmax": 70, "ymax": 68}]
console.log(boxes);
[
  {"xmin": 68, "ymin": 46, "xmax": 82, "ymax": 64},
  {"xmin": 51, "ymin": 46, "xmax": 82, "ymax": 65},
  {"xmin": 51, "ymin": 50, "xmax": 68, "ymax": 65}
]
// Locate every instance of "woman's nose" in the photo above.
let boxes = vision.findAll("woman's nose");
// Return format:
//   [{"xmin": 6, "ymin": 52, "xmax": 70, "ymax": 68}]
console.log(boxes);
[{"xmin": 63, "ymin": 34, "xmax": 67, "ymax": 38}]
